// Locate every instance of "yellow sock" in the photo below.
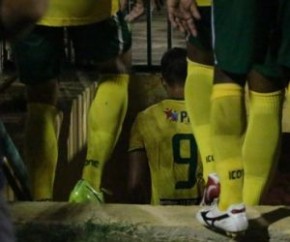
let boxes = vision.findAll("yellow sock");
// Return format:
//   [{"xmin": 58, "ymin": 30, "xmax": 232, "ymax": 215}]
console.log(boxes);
[
  {"xmin": 26, "ymin": 103, "xmax": 58, "ymax": 200},
  {"xmin": 211, "ymin": 83, "xmax": 246, "ymax": 211},
  {"xmin": 242, "ymin": 90, "xmax": 283, "ymax": 205},
  {"xmin": 82, "ymin": 74, "xmax": 129, "ymax": 191},
  {"xmin": 185, "ymin": 59, "xmax": 215, "ymax": 181}
]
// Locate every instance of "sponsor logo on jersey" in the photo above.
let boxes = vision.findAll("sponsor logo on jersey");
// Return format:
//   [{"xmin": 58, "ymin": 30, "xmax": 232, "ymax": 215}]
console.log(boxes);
[{"xmin": 164, "ymin": 108, "xmax": 190, "ymax": 123}]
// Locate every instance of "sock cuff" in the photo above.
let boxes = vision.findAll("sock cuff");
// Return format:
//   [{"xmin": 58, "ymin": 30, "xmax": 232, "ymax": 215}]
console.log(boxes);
[
  {"xmin": 249, "ymin": 90, "xmax": 284, "ymax": 112},
  {"xmin": 186, "ymin": 58, "xmax": 214, "ymax": 82},
  {"xmin": 212, "ymin": 83, "xmax": 243, "ymax": 99},
  {"xmin": 249, "ymin": 90, "xmax": 283, "ymax": 98},
  {"xmin": 100, "ymin": 74, "xmax": 129, "ymax": 86},
  {"xmin": 187, "ymin": 58, "xmax": 213, "ymax": 70}
]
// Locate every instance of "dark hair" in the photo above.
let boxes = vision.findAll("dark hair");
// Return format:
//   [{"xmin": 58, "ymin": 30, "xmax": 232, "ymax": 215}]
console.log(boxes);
[{"xmin": 160, "ymin": 47, "xmax": 187, "ymax": 86}]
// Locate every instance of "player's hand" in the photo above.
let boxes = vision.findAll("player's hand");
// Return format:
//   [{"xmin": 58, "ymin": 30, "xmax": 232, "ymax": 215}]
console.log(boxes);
[{"xmin": 166, "ymin": 0, "xmax": 200, "ymax": 36}]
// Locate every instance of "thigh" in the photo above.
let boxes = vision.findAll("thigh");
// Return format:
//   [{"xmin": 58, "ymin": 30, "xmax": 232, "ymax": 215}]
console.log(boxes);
[
  {"xmin": 12, "ymin": 26, "xmax": 65, "ymax": 85},
  {"xmin": 70, "ymin": 11, "xmax": 132, "ymax": 67},
  {"xmin": 187, "ymin": 7, "xmax": 212, "ymax": 53},
  {"xmin": 187, "ymin": 7, "xmax": 214, "ymax": 65},
  {"xmin": 278, "ymin": 0, "xmax": 290, "ymax": 70},
  {"xmin": 252, "ymin": 0, "xmax": 286, "ymax": 88},
  {"xmin": 212, "ymin": 0, "xmax": 256, "ymax": 75}
]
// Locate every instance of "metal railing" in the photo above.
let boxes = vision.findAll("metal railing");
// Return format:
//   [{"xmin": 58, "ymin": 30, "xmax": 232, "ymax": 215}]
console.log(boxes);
[{"xmin": 132, "ymin": 1, "xmax": 174, "ymax": 72}]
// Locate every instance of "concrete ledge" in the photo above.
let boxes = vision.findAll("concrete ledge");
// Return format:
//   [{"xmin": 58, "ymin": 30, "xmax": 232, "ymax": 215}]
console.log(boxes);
[{"xmin": 10, "ymin": 202, "xmax": 290, "ymax": 242}]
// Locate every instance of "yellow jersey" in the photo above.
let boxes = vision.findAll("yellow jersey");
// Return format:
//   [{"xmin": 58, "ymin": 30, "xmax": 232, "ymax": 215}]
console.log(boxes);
[
  {"xmin": 38, "ymin": 0, "xmax": 119, "ymax": 26},
  {"xmin": 129, "ymin": 99, "xmax": 202, "ymax": 205}
]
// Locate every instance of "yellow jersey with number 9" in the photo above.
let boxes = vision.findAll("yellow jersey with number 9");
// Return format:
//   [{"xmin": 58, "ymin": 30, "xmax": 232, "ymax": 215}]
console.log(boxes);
[
  {"xmin": 129, "ymin": 99, "xmax": 202, "ymax": 205},
  {"xmin": 38, "ymin": 0, "xmax": 119, "ymax": 26}
]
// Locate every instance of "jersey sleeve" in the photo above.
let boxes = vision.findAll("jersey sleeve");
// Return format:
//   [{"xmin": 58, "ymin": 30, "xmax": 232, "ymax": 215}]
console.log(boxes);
[{"xmin": 128, "ymin": 113, "xmax": 145, "ymax": 152}]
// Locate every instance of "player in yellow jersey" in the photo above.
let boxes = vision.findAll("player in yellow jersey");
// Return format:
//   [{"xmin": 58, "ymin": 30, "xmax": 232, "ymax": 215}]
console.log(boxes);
[
  {"xmin": 167, "ymin": 0, "xmax": 220, "ymax": 206},
  {"xmin": 128, "ymin": 48, "xmax": 203, "ymax": 205},
  {"xmin": 12, "ymin": 1, "xmax": 132, "ymax": 202}
]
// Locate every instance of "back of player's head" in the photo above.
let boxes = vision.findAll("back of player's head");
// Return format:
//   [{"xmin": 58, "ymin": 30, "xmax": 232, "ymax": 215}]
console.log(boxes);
[{"xmin": 160, "ymin": 47, "xmax": 187, "ymax": 87}]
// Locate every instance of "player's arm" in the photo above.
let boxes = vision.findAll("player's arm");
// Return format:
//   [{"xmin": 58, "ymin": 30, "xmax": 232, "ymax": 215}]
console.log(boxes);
[
  {"xmin": 166, "ymin": 0, "xmax": 200, "ymax": 36},
  {"xmin": 128, "ymin": 149, "xmax": 151, "ymax": 204},
  {"xmin": 127, "ymin": 114, "xmax": 151, "ymax": 204},
  {"xmin": 0, "ymin": 0, "xmax": 48, "ymax": 39}
]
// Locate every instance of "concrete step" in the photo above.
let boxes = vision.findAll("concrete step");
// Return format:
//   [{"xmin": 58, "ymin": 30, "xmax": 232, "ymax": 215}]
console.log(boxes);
[{"xmin": 10, "ymin": 202, "xmax": 290, "ymax": 242}]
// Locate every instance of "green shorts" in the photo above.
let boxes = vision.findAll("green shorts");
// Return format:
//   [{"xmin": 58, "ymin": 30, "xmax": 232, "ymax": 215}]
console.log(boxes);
[
  {"xmin": 276, "ymin": 0, "xmax": 290, "ymax": 69},
  {"xmin": 12, "ymin": 11, "xmax": 132, "ymax": 85},
  {"xmin": 187, "ymin": 7, "xmax": 212, "ymax": 51},
  {"xmin": 213, "ymin": 0, "xmax": 290, "ymax": 77}
]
